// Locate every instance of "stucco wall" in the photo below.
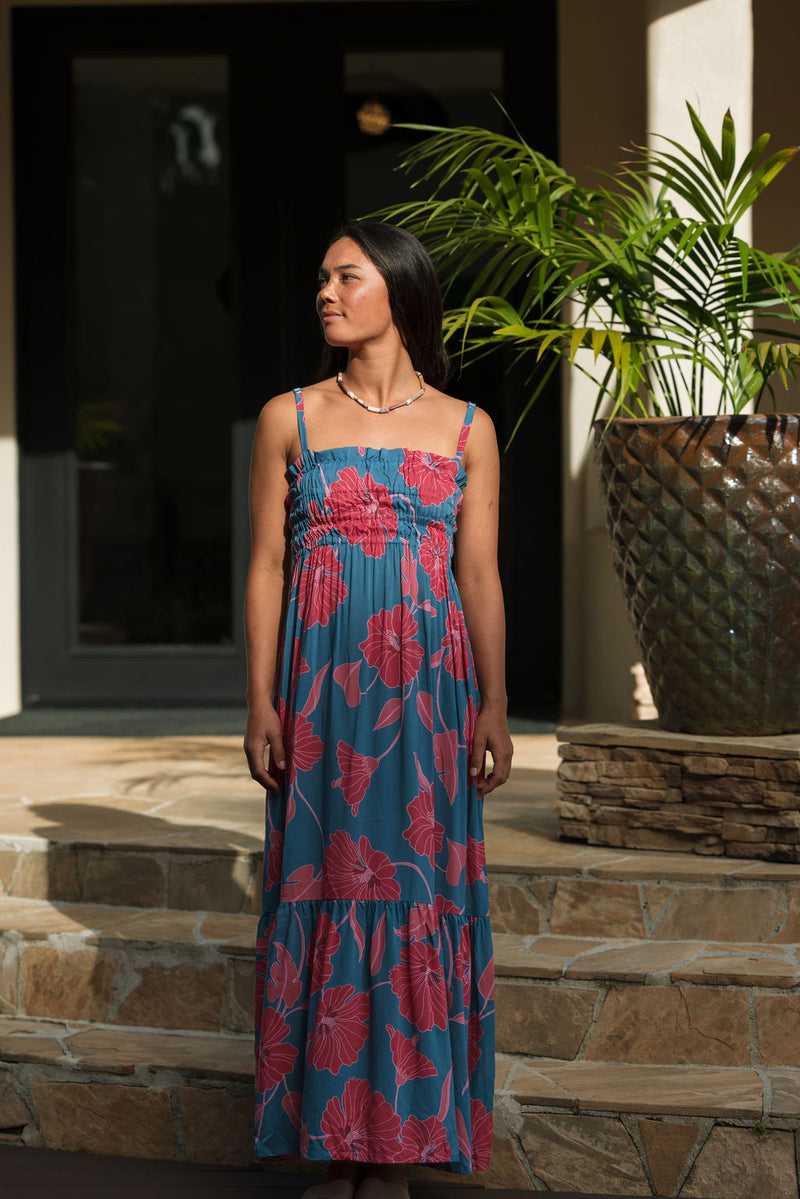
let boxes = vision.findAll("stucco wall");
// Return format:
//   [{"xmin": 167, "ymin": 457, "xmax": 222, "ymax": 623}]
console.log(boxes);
[{"xmin": 559, "ymin": 0, "xmax": 757, "ymax": 723}]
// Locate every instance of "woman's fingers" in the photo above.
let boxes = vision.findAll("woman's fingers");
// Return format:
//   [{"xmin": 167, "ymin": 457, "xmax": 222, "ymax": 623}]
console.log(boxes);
[
  {"xmin": 480, "ymin": 738, "xmax": 513, "ymax": 795},
  {"xmin": 244, "ymin": 712, "xmax": 286, "ymax": 793}
]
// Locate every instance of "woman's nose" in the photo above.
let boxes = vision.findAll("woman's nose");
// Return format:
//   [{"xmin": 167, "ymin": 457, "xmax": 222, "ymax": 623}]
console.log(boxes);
[{"xmin": 318, "ymin": 279, "xmax": 336, "ymax": 304}]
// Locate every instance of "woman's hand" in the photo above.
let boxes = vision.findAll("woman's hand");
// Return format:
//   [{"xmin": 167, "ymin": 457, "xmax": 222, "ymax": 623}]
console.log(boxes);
[
  {"xmin": 469, "ymin": 703, "xmax": 513, "ymax": 797},
  {"xmin": 244, "ymin": 703, "xmax": 286, "ymax": 793}
]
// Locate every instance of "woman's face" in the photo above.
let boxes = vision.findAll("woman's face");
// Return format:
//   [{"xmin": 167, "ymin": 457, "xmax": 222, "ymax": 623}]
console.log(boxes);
[{"xmin": 316, "ymin": 237, "xmax": 396, "ymax": 349}]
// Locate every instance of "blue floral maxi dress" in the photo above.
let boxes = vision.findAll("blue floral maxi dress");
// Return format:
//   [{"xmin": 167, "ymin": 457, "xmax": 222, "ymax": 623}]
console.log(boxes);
[{"xmin": 254, "ymin": 390, "xmax": 495, "ymax": 1172}]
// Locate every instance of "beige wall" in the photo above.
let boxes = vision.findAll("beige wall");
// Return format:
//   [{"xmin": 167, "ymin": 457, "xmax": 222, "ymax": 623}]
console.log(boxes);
[
  {"xmin": 558, "ymin": 0, "xmax": 647, "ymax": 722},
  {"xmin": 0, "ymin": 2, "xmax": 18, "ymax": 715},
  {"xmin": 558, "ymin": 0, "xmax": 758, "ymax": 723},
  {"xmin": 753, "ymin": 0, "xmax": 800, "ymax": 413}
]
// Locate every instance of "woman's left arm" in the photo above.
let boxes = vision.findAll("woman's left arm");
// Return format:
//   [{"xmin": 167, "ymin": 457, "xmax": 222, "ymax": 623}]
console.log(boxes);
[{"xmin": 454, "ymin": 407, "xmax": 514, "ymax": 796}]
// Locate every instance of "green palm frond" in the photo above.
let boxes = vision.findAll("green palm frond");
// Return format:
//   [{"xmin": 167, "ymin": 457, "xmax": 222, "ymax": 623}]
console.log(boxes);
[{"xmin": 376, "ymin": 102, "xmax": 800, "ymax": 435}]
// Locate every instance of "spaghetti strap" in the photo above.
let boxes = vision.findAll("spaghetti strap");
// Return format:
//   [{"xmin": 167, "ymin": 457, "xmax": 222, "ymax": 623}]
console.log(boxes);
[
  {"xmin": 293, "ymin": 387, "xmax": 309, "ymax": 454},
  {"xmin": 456, "ymin": 401, "xmax": 477, "ymax": 460}
]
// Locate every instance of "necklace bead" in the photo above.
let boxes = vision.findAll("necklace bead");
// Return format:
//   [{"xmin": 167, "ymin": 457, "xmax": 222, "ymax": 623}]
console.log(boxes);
[{"xmin": 337, "ymin": 370, "xmax": 425, "ymax": 414}]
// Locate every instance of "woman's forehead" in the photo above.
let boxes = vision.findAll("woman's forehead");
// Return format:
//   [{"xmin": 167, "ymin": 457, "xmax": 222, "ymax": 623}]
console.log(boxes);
[{"xmin": 321, "ymin": 237, "xmax": 372, "ymax": 269}]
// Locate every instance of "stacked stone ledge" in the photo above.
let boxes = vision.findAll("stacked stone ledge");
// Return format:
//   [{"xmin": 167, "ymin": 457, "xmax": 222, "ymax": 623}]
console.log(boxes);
[{"xmin": 556, "ymin": 722, "xmax": 800, "ymax": 860}]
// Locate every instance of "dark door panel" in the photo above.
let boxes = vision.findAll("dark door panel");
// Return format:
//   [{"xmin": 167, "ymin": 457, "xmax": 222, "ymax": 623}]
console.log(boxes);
[{"xmin": 14, "ymin": 0, "xmax": 558, "ymax": 713}]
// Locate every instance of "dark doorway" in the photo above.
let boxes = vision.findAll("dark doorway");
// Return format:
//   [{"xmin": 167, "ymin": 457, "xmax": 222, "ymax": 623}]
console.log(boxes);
[{"xmin": 14, "ymin": 0, "xmax": 559, "ymax": 714}]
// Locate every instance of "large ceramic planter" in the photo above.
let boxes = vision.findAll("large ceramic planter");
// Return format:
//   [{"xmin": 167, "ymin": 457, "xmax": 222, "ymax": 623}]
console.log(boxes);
[{"xmin": 594, "ymin": 414, "xmax": 800, "ymax": 736}]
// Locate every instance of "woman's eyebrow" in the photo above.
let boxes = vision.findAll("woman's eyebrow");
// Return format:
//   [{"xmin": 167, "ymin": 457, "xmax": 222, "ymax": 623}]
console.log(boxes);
[{"xmin": 317, "ymin": 263, "xmax": 359, "ymax": 279}]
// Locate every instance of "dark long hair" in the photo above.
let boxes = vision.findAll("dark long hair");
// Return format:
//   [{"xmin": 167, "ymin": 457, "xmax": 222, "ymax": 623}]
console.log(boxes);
[{"xmin": 316, "ymin": 220, "xmax": 450, "ymax": 389}]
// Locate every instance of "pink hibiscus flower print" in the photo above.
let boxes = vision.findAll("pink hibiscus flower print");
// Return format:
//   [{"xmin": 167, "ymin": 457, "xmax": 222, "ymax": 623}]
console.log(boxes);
[
  {"xmin": 399, "ymin": 451, "xmax": 459, "ymax": 506},
  {"xmin": 266, "ymin": 943, "xmax": 303, "ymax": 1009},
  {"xmin": 418, "ymin": 521, "xmax": 450, "ymax": 600},
  {"xmin": 402, "ymin": 788, "xmax": 444, "ymax": 866},
  {"xmin": 332, "ymin": 741, "xmax": 379, "ymax": 816},
  {"xmin": 468, "ymin": 1009, "xmax": 482, "ymax": 1072},
  {"xmin": 441, "ymin": 601, "xmax": 470, "ymax": 681},
  {"xmin": 320, "ymin": 1077, "xmax": 402, "ymax": 1160},
  {"xmin": 324, "ymin": 830, "xmax": 401, "ymax": 901},
  {"xmin": 327, "ymin": 466, "xmax": 398, "ymax": 558},
  {"xmin": 359, "ymin": 603, "xmax": 424, "ymax": 688},
  {"xmin": 256, "ymin": 1008, "xmax": 298, "ymax": 1090},
  {"xmin": 389, "ymin": 940, "xmax": 448, "ymax": 1032},
  {"xmin": 399, "ymin": 1114, "xmax": 450, "ymax": 1162},
  {"xmin": 297, "ymin": 544, "xmax": 348, "ymax": 627},
  {"xmin": 467, "ymin": 834, "xmax": 487, "ymax": 884},
  {"xmin": 307, "ymin": 984, "xmax": 370, "ymax": 1074},
  {"xmin": 310, "ymin": 911, "xmax": 341, "ymax": 992},
  {"xmin": 469, "ymin": 1099, "xmax": 493, "ymax": 1170},
  {"xmin": 265, "ymin": 828, "xmax": 284, "ymax": 890},
  {"xmin": 387, "ymin": 1024, "xmax": 437, "ymax": 1086},
  {"xmin": 454, "ymin": 922, "xmax": 472, "ymax": 998},
  {"xmin": 285, "ymin": 710, "xmax": 323, "ymax": 775},
  {"xmin": 281, "ymin": 863, "xmax": 324, "ymax": 902}
]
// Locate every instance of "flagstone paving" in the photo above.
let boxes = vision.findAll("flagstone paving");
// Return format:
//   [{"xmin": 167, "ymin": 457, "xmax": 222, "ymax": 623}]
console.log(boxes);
[{"xmin": 1, "ymin": 731, "xmax": 800, "ymax": 1195}]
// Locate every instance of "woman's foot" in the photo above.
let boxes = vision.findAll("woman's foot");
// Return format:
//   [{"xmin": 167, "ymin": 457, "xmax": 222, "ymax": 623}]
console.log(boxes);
[
  {"xmin": 302, "ymin": 1163, "xmax": 362, "ymax": 1199},
  {"xmin": 355, "ymin": 1168, "xmax": 409, "ymax": 1199}
]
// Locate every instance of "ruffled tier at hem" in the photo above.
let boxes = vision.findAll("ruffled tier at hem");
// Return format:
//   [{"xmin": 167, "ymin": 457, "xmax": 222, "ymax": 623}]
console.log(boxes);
[{"xmin": 254, "ymin": 898, "xmax": 494, "ymax": 1173}]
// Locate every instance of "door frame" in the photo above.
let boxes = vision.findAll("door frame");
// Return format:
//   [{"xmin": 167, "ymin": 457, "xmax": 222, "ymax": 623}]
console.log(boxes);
[{"xmin": 13, "ymin": 0, "xmax": 559, "ymax": 707}]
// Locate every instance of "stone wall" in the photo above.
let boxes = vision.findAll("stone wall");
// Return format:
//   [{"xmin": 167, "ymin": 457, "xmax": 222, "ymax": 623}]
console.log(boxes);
[{"xmin": 557, "ymin": 723, "xmax": 800, "ymax": 861}]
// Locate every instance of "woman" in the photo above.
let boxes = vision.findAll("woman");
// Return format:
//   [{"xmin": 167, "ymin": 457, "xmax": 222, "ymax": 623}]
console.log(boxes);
[{"xmin": 244, "ymin": 220, "xmax": 512, "ymax": 1197}]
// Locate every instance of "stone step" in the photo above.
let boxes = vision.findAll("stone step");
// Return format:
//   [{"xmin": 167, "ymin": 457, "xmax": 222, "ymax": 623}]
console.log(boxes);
[
  {"xmin": 495, "ymin": 1053, "xmax": 800, "ymax": 1197},
  {"xmin": 5, "ymin": 826, "xmax": 800, "ymax": 948},
  {"xmin": 0, "ymin": 838, "xmax": 263, "ymax": 914},
  {"xmin": 0, "ymin": 897, "xmax": 254, "ymax": 1035},
  {"xmin": 2, "ymin": 1012, "xmax": 798, "ymax": 1196},
  {"xmin": 492, "ymin": 931, "xmax": 800, "ymax": 1071},
  {"xmin": 5, "ymin": 896, "xmax": 800, "ymax": 1075}
]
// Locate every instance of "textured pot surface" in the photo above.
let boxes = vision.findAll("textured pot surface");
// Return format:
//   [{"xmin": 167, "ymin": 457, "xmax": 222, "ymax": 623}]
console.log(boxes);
[{"xmin": 595, "ymin": 415, "xmax": 800, "ymax": 735}]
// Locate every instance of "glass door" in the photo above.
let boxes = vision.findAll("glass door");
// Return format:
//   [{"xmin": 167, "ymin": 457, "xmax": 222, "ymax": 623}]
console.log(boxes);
[
  {"xmin": 73, "ymin": 56, "xmax": 234, "ymax": 651},
  {"xmin": 15, "ymin": 1, "xmax": 558, "ymax": 713}
]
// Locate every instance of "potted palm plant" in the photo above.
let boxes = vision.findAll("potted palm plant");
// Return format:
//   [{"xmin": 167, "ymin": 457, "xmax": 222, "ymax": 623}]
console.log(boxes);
[{"xmin": 381, "ymin": 104, "xmax": 800, "ymax": 736}]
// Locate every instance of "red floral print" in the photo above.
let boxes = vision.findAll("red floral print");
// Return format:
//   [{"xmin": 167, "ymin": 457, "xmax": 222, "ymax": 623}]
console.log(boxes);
[
  {"xmin": 281, "ymin": 863, "xmax": 324, "ymax": 902},
  {"xmin": 332, "ymin": 741, "xmax": 379, "ymax": 816},
  {"xmin": 311, "ymin": 912, "xmax": 340, "ymax": 992},
  {"xmin": 468, "ymin": 1010, "xmax": 482, "ymax": 1071},
  {"xmin": 285, "ymin": 711, "xmax": 323, "ymax": 775},
  {"xmin": 469, "ymin": 1099, "xmax": 493, "ymax": 1170},
  {"xmin": 320, "ymin": 1077, "xmax": 402, "ymax": 1159},
  {"xmin": 324, "ymin": 830, "xmax": 401, "ymax": 901},
  {"xmin": 333, "ymin": 660, "xmax": 362, "ymax": 706},
  {"xmin": 327, "ymin": 466, "xmax": 398, "ymax": 557},
  {"xmin": 265, "ymin": 829, "xmax": 284, "ymax": 890},
  {"xmin": 433, "ymin": 728, "xmax": 460, "ymax": 804},
  {"xmin": 441, "ymin": 601, "xmax": 470, "ymax": 681},
  {"xmin": 389, "ymin": 940, "xmax": 448, "ymax": 1032},
  {"xmin": 359, "ymin": 603, "xmax": 424, "ymax": 688},
  {"xmin": 418, "ymin": 521, "xmax": 450, "ymax": 600},
  {"xmin": 257, "ymin": 1008, "xmax": 298, "ymax": 1090},
  {"xmin": 467, "ymin": 835, "xmax": 487, "ymax": 884},
  {"xmin": 403, "ymin": 788, "xmax": 444, "ymax": 866},
  {"xmin": 283, "ymin": 1091, "xmax": 302, "ymax": 1130},
  {"xmin": 399, "ymin": 1114, "xmax": 450, "ymax": 1162},
  {"xmin": 454, "ymin": 923, "xmax": 472, "ymax": 1006},
  {"xmin": 387, "ymin": 1024, "xmax": 437, "ymax": 1085},
  {"xmin": 297, "ymin": 544, "xmax": 348, "ymax": 627},
  {"xmin": 255, "ymin": 407, "xmax": 495, "ymax": 1166},
  {"xmin": 307, "ymin": 984, "xmax": 370, "ymax": 1074},
  {"xmin": 266, "ymin": 943, "xmax": 302, "ymax": 1009},
  {"xmin": 446, "ymin": 839, "xmax": 467, "ymax": 886},
  {"xmin": 399, "ymin": 451, "xmax": 459, "ymax": 506}
]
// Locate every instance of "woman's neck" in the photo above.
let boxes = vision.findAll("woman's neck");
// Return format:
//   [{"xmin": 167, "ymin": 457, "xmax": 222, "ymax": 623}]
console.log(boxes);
[{"xmin": 342, "ymin": 347, "xmax": 421, "ymax": 407}]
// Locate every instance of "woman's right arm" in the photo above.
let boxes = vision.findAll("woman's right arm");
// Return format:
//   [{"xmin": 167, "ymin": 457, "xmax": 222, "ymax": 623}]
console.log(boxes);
[{"xmin": 243, "ymin": 394, "xmax": 295, "ymax": 791}]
